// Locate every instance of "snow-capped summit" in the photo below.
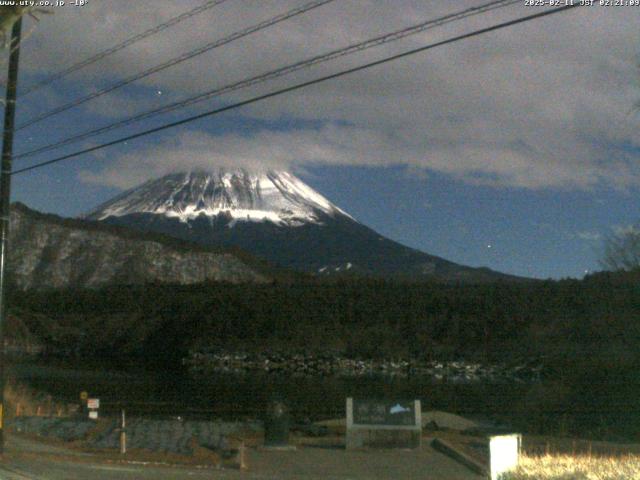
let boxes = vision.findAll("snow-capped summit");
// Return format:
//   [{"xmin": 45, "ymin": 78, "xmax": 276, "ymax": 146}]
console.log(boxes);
[
  {"xmin": 85, "ymin": 169, "xmax": 353, "ymax": 227},
  {"xmin": 86, "ymin": 168, "xmax": 518, "ymax": 282}
]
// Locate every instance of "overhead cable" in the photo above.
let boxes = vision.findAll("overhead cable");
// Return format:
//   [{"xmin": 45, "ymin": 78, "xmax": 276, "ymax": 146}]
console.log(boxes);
[
  {"xmin": 20, "ymin": 0, "xmax": 232, "ymax": 97},
  {"xmin": 15, "ymin": 0, "xmax": 337, "ymax": 130},
  {"xmin": 15, "ymin": 0, "xmax": 519, "ymax": 160},
  {"xmin": 11, "ymin": 4, "xmax": 580, "ymax": 176}
]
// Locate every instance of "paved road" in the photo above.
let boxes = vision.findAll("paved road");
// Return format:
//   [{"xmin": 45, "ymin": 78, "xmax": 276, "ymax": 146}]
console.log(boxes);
[{"xmin": 0, "ymin": 434, "xmax": 483, "ymax": 479}]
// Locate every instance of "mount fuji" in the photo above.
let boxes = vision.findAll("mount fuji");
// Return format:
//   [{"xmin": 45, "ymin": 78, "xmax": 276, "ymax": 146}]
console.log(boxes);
[{"xmin": 86, "ymin": 169, "xmax": 513, "ymax": 281}]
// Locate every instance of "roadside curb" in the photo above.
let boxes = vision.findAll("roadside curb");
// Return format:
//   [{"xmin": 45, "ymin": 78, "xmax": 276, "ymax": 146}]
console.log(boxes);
[{"xmin": 431, "ymin": 437, "xmax": 487, "ymax": 477}]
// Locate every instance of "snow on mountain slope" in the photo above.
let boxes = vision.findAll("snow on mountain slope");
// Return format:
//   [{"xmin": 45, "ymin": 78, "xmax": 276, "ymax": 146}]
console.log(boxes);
[
  {"xmin": 84, "ymin": 168, "xmax": 522, "ymax": 282},
  {"xmin": 86, "ymin": 169, "xmax": 354, "ymax": 227}
]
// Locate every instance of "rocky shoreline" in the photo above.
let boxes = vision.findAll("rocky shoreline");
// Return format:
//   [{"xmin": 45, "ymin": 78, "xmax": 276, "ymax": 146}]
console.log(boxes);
[{"xmin": 184, "ymin": 350, "xmax": 544, "ymax": 383}]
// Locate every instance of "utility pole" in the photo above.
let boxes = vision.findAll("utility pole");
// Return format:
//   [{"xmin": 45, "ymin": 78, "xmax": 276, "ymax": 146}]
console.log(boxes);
[{"xmin": 0, "ymin": 16, "xmax": 22, "ymax": 454}]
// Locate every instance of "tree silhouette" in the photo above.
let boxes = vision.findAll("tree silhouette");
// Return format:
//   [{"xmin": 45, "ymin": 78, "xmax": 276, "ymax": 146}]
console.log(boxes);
[{"xmin": 600, "ymin": 224, "xmax": 640, "ymax": 271}]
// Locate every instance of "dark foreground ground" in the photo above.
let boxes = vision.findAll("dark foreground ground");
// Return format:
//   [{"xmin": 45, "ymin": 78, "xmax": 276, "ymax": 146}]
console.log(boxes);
[
  {"xmin": 5, "ymin": 416, "xmax": 640, "ymax": 479},
  {"xmin": 0, "ymin": 432, "xmax": 482, "ymax": 480}
]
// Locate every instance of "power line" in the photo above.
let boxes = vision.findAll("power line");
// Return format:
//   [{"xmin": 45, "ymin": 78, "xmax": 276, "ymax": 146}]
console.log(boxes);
[
  {"xmin": 19, "ymin": 0, "xmax": 232, "ymax": 97},
  {"xmin": 14, "ymin": 0, "xmax": 519, "ymax": 161},
  {"xmin": 11, "ymin": 4, "xmax": 580, "ymax": 176},
  {"xmin": 15, "ymin": 0, "xmax": 337, "ymax": 131}
]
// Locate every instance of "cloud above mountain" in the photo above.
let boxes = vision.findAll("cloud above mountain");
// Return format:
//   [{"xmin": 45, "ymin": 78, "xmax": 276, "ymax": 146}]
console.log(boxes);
[{"xmin": 20, "ymin": 1, "xmax": 640, "ymax": 190}]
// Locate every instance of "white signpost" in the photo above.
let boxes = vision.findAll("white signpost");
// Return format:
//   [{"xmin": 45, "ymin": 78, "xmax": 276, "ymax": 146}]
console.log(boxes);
[{"xmin": 489, "ymin": 434, "xmax": 521, "ymax": 480}]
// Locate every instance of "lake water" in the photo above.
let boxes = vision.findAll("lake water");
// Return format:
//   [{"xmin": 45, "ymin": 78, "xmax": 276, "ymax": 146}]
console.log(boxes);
[{"xmin": 9, "ymin": 358, "xmax": 533, "ymax": 426}]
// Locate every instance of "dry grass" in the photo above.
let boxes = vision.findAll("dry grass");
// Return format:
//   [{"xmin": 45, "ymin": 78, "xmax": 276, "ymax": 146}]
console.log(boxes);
[
  {"xmin": 505, "ymin": 453, "xmax": 640, "ymax": 480},
  {"xmin": 5, "ymin": 379, "xmax": 77, "ymax": 418}
]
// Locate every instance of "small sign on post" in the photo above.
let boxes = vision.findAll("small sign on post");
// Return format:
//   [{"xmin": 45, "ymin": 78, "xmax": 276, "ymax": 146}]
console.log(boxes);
[
  {"xmin": 87, "ymin": 398, "xmax": 100, "ymax": 420},
  {"xmin": 346, "ymin": 398, "xmax": 422, "ymax": 449},
  {"xmin": 79, "ymin": 391, "xmax": 89, "ymax": 416}
]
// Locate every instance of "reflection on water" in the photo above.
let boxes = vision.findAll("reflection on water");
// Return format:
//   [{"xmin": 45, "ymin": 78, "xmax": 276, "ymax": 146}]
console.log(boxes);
[{"xmin": 10, "ymin": 358, "xmax": 532, "ymax": 425}]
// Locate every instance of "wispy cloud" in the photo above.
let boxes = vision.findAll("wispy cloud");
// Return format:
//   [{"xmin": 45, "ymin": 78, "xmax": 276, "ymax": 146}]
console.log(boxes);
[
  {"xmin": 576, "ymin": 231, "xmax": 601, "ymax": 242},
  {"xmin": 17, "ymin": 1, "xmax": 639, "ymax": 191},
  {"xmin": 78, "ymin": 125, "xmax": 394, "ymax": 189}
]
